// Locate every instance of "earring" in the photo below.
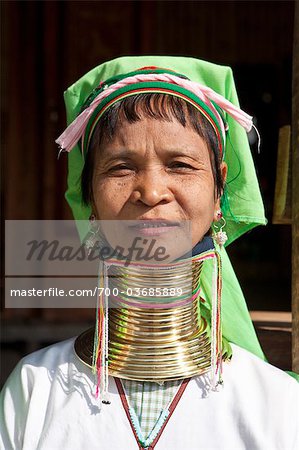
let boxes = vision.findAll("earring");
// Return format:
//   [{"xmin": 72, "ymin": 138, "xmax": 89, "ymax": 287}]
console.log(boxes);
[
  {"xmin": 84, "ymin": 214, "xmax": 100, "ymax": 255},
  {"xmin": 213, "ymin": 210, "xmax": 228, "ymax": 248}
]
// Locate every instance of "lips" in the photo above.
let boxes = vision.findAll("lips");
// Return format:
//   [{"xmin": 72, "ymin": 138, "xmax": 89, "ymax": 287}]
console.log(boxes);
[{"xmin": 127, "ymin": 220, "xmax": 180, "ymax": 236}]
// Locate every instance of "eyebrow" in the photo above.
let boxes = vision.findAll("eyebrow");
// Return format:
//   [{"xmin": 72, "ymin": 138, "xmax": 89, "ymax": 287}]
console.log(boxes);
[
  {"xmin": 100, "ymin": 146, "xmax": 207, "ymax": 161},
  {"xmin": 101, "ymin": 148, "xmax": 140, "ymax": 159}
]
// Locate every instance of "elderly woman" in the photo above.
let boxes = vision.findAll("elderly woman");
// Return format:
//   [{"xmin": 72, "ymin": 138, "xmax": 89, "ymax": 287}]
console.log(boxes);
[{"xmin": 1, "ymin": 56, "xmax": 298, "ymax": 450}]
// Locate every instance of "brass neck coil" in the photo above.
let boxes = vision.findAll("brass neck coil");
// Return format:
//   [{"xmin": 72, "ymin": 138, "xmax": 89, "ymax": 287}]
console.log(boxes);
[{"xmin": 75, "ymin": 260, "xmax": 213, "ymax": 381}]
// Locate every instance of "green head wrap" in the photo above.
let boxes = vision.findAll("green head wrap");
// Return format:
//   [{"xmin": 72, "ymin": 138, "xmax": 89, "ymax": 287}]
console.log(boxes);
[
  {"xmin": 79, "ymin": 67, "xmax": 227, "ymax": 158},
  {"xmin": 62, "ymin": 56, "xmax": 267, "ymax": 361}
]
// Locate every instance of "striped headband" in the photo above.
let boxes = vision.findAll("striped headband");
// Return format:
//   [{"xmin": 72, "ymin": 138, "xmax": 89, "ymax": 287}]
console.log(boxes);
[{"xmin": 56, "ymin": 67, "xmax": 254, "ymax": 158}]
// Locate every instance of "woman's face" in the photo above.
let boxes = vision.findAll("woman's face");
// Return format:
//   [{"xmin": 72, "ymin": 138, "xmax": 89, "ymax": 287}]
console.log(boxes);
[{"xmin": 92, "ymin": 117, "xmax": 226, "ymax": 257}]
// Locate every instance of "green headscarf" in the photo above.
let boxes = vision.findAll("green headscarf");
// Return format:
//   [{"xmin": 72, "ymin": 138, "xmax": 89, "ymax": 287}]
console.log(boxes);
[{"xmin": 63, "ymin": 56, "xmax": 266, "ymax": 361}]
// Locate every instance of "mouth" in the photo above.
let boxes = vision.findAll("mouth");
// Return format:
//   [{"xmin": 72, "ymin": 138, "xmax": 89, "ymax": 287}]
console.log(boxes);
[{"xmin": 127, "ymin": 220, "xmax": 180, "ymax": 236}]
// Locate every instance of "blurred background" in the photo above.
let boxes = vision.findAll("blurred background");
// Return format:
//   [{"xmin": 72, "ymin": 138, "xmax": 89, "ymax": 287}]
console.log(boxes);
[{"xmin": 1, "ymin": 0, "xmax": 295, "ymax": 386}]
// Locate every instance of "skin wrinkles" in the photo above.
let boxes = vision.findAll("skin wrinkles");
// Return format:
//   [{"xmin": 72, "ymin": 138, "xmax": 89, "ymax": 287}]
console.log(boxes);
[{"xmin": 92, "ymin": 117, "xmax": 227, "ymax": 247}]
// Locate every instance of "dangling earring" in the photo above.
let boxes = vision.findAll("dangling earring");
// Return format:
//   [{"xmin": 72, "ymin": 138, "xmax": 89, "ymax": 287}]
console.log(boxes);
[
  {"xmin": 213, "ymin": 210, "xmax": 228, "ymax": 248},
  {"xmin": 84, "ymin": 214, "xmax": 100, "ymax": 255}
]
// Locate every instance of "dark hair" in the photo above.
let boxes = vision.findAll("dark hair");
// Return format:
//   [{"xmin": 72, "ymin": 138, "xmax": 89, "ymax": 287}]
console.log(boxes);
[{"xmin": 81, "ymin": 93, "xmax": 224, "ymax": 205}]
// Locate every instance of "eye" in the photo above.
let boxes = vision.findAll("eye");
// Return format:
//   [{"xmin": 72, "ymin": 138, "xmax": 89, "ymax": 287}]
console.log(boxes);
[
  {"xmin": 168, "ymin": 161, "xmax": 196, "ymax": 171},
  {"xmin": 108, "ymin": 164, "xmax": 135, "ymax": 174}
]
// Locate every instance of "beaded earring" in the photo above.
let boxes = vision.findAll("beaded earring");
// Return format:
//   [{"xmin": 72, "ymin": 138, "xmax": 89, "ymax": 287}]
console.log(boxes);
[
  {"xmin": 84, "ymin": 214, "xmax": 100, "ymax": 256},
  {"xmin": 213, "ymin": 210, "xmax": 228, "ymax": 248}
]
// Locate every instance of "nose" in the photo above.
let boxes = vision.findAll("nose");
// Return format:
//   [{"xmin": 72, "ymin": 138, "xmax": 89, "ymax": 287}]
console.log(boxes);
[{"xmin": 129, "ymin": 169, "xmax": 174, "ymax": 207}]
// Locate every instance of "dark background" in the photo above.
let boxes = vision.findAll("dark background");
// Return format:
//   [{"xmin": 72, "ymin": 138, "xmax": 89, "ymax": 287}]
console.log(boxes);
[{"xmin": 1, "ymin": 0, "xmax": 295, "ymax": 384}]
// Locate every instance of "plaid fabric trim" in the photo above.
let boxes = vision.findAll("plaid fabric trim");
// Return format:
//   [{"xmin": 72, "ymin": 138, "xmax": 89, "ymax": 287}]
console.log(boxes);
[{"xmin": 121, "ymin": 379, "xmax": 182, "ymax": 439}]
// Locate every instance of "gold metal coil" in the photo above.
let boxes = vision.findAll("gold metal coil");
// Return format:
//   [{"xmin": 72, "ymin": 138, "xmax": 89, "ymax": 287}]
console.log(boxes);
[
  {"xmin": 109, "ymin": 361, "xmax": 211, "ymax": 382},
  {"xmin": 109, "ymin": 309, "xmax": 197, "ymax": 324},
  {"xmin": 109, "ymin": 301, "xmax": 198, "ymax": 317},
  {"xmin": 109, "ymin": 355, "xmax": 210, "ymax": 369},
  {"xmin": 109, "ymin": 340, "xmax": 210, "ymax": 362},
  {"xmin": 110, "ymin": 335, "xmax": 209, "ymax": 355},
  {"xmin": 74, "ymin": 260, "xmax": 215, "ymax": 381},
  {"xmin": 108, "ymin": 308, "xmax": 198, "ymax": 331},
  {"xmin": 108, "ymin": 340, "xmax": 209, "ymax": 357},
  {"xmin": 108, "ymin": 262, "xmax": 202, "ymax": 288}
]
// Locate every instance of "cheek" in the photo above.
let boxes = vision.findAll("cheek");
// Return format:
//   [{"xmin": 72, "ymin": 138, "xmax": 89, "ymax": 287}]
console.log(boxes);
[
  {"xmin": 190, "ymin": 199, "xmax": 216, "ymax": 226},
  {"xmin": 175, "ymin": 176, "xmax": 216, "ymax": 219},
  {"xmin": 178, "ymin": 176, "xmax": 216, "ymax": 245},
  {"xmin": 93, "ymin": 179, "xmax": 131, "ymax": 219}
]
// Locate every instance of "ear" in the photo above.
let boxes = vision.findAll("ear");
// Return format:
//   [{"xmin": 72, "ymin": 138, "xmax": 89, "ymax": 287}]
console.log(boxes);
[
  {"xmin": 213, "ymin": 161, "xmax": 227, "ymax": 221},
  {"xmin": 89, "ymin": 191, "xmax": 98, "ymax": 219},
  {"xmin": 89, "ymin": 209, "xmax": 98, "ymax": 222}
]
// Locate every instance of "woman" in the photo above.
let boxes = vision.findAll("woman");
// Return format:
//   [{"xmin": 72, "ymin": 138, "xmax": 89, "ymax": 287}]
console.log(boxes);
[{"xmin": 1, "ymin": 56, "xmax": 298, "ymax": 450}]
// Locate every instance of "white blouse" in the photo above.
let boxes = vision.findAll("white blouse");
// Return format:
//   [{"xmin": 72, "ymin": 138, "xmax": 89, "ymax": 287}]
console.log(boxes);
[{"xmin": 1, "ymin": 338, "xmax": 298, "ymax": 450}]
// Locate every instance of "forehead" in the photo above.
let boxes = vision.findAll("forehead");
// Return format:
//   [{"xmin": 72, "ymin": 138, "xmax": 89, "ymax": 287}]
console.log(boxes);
[
  {"xmin": 90, "ymin": 93, "xmax": 216, "ymax": 154},
  {"xmin": 98, "ymin": 117, "xmax": 209, "ymax": 160}
]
